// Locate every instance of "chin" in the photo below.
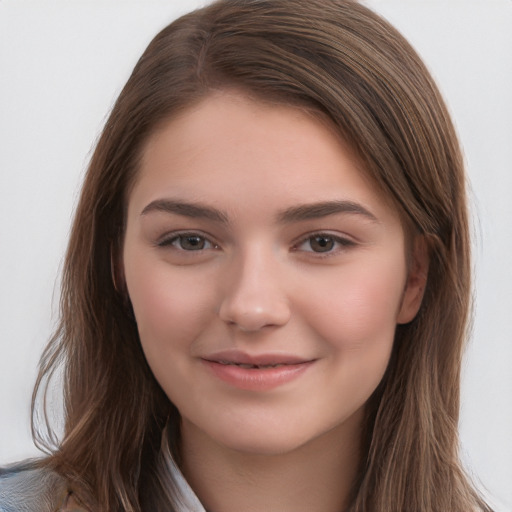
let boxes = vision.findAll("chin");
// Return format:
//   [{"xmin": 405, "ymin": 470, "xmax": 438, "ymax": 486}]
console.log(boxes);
[
  {"xmin": 208, "ymin": 414, "xmax": 340, "ymax": 457},
  {"xmin": 219, "ymin": 432, "xmax": 312, "ymax": 457}
]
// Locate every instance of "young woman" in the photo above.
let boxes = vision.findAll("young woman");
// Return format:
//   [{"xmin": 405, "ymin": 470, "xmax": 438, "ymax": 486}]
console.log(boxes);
[{"xmin": 0, "ymin": 0, "xmax": 496, "ymax": 511}]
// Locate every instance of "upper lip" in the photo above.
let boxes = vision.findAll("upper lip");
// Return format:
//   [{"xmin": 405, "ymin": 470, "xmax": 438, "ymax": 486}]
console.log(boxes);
[{"xmin": 202, "ymin": 349, "xmax": 314, "ymax": 366}]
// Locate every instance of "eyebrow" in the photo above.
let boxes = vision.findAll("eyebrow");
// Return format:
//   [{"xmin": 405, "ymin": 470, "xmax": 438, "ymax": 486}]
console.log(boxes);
[
  {"xmin": 277, "ymin": 200, "xmax": 379, "ymax": 224},
  {"xmin": 141, "ymin": 199, "xmax": 378, "ymax": 224},
  {"xmin": 141, "ymin": 199, "xmax": 229, "ymax": 223}
]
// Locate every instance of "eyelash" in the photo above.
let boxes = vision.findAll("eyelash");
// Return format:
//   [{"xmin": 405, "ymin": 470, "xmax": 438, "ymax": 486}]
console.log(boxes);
[
  {"xmin": 157, "ymin": 231, "xmax": 355, "ymax": 257},
  {"xmin": 292, "ymin": 232, "xmax": 356, "ymax": 257},
  {"xmin": 156, "ymin": 231, "xmax": 219, "ymax": 252}
]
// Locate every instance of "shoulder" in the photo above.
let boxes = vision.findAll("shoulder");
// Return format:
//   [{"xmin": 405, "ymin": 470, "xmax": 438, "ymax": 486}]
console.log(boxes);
[{"xmin": 0, "ymin": 459, "xmax": 80, "ymax": 512}]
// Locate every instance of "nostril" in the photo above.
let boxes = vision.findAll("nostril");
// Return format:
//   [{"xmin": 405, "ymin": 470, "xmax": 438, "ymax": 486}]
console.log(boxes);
[{"xmin": 219, "ymin": 300, "xmax": 291, "ymax": 332}]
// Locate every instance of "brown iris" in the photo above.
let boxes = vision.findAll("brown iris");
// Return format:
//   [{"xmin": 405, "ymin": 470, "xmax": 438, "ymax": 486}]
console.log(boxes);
[
  {"xmin": 179, "ymin": 235, "xmax": 206, "ymax": 250},
  {"xmin": 310, "ymin": 235, "xmax": 335, "ymax": 252}
]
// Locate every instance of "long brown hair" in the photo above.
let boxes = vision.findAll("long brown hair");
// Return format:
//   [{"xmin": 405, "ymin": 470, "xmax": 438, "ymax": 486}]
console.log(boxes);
[{"xmin": 33, "ymin": 0, "xmax": 492, "ymax": 510}]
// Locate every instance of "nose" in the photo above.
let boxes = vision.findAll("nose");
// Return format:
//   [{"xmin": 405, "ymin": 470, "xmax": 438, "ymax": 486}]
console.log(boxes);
[{"xmin": 218, "ymin": 248, "xmax": 291, "ymax": 332}]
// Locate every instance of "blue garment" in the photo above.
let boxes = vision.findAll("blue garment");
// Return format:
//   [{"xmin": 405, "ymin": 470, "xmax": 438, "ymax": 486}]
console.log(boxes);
[
  {"xmin": 0, "ymin": 460, "xmax": 71, "ymax": 511},
  {"xmin": 0, "ymin": 456, "xmax": 205, "ymax": 512}
]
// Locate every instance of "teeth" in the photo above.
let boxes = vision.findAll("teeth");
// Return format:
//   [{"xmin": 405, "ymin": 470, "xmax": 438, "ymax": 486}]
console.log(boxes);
[{"xmin": 216, "ymin": 361, "xmax": 286, "ymax": 369}]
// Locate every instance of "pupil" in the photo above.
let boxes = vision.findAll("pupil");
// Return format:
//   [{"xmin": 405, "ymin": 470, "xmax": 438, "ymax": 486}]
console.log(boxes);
[
  {"xmin": 181, "ymin": 235, "xmax": 205, "ymax": 250},
  {"xmin": 312, "ymin": 236, "xmax": 334, "ymax": 252}
]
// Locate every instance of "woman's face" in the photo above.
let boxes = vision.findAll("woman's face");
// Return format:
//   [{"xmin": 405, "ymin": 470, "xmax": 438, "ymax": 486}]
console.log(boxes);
[{"xmin": 123, "ymin": 91, "xmax": 424, "ymax": 455}]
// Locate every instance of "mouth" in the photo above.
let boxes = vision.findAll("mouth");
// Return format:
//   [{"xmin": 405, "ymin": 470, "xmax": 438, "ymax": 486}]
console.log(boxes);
[
  {"xmin": 203, "ymin": 349, "xmax": 313, "ymax": 366},
  {"xmin": 213, "ymin": 360, "xmax": 296, "ymax": 369},
  {"xmin": 201, "ymin": 351, "xmax": 316, "ymax": 391}
]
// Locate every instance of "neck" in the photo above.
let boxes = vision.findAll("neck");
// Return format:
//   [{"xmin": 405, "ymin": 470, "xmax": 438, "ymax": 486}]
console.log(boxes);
[{"xmin": 180, "ymin": 411, "xmax": 363, "ymax": 512}]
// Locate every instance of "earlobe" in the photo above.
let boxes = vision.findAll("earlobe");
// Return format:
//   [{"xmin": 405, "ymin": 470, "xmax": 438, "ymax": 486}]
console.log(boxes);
[
  {"xmin": 111, "ymin": 242, "xmax": 135, "ymax": 319},
  {"xmin": 110, "ymin": 242, "xmax": 127, "ymax": 296},
  {"xmin": 397, "ymin": 235, "xmax": 430, "ymax": 324}
]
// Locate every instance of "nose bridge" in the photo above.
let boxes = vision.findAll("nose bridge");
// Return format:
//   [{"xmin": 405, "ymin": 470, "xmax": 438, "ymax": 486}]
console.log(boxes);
[{"xmin": 218, "ymin": 243, "xmax": 291, "ymax": 331}]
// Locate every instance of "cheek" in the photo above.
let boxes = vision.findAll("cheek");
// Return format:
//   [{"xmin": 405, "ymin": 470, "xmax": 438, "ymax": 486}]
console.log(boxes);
[
  {"xmin": 297, "ymin": 255, "xmax": 407, "ymax": 416},
  {"xmin": 301, "ymin": 252, "xmax": 407, "ymax": 350},
  {"xmin": 124, "ymin": 254, "xmax": 215, "ymax": 357}
]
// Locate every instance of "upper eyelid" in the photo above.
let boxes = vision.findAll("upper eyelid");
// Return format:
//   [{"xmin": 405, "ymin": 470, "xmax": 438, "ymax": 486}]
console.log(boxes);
[
  {"xmin": 293, "ymin": 231, "xmax": 356, "ymax": 246},
  {"xmin": 291, "ymin": 233, "xmax": 357, "ymax": 257},
  {"xmin": 156, "ymin": 230, "xmax": 219, "ymax": 247}
]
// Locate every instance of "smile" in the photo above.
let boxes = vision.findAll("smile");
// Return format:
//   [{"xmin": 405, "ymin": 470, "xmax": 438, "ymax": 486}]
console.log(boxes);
[
  {"xmin": 201, "ymin": 351, "xmax": 316, "ymax": 391},
  {"xmin": 216, "ymin": 361, "xmax": 289, "ymax": 369}
]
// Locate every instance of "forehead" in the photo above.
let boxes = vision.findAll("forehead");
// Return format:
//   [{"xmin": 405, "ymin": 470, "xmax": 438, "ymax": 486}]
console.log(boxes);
[{"xmin": 129, "ymin": 91, "xmax": 399, "ymax": 225}]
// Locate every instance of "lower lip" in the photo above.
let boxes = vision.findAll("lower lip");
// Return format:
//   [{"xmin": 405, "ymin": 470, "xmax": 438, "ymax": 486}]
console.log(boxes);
[{"xmin": 202, "ymin": 360, "xmax": 314, "ymax": 391}]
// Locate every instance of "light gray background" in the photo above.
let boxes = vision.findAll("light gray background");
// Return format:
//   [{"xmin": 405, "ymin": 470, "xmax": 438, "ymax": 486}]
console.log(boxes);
[{"xmin": 0, "ymin": 1, "xmax": 510, "ymax": 510}]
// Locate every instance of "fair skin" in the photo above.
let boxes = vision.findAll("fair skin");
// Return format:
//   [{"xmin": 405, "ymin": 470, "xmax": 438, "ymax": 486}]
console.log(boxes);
[{"xmin": 122, "ymin": 91, "xmax": 427, "ymax": 512}]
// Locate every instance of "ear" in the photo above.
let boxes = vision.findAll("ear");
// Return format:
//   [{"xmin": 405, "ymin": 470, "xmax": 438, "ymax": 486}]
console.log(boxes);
[{"xmin": 397, "ymin": 235, "xmax": 430, "ymax": 324}]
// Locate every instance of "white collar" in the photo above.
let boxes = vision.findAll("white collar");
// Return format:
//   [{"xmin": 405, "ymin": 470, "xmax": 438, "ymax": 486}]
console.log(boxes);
[{"xmin": 165, "ymin": 453, "xmax": 207, "ymax": 512}]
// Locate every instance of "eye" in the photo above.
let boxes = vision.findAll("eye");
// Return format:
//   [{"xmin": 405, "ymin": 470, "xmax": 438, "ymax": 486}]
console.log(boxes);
[
  {"xmin": 294, "ymin": 233, "xmax": 355, "ymax": 254},
  {"xmin": 158, "ymin": 232, "xmax": 217, "ymax": 251}
]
